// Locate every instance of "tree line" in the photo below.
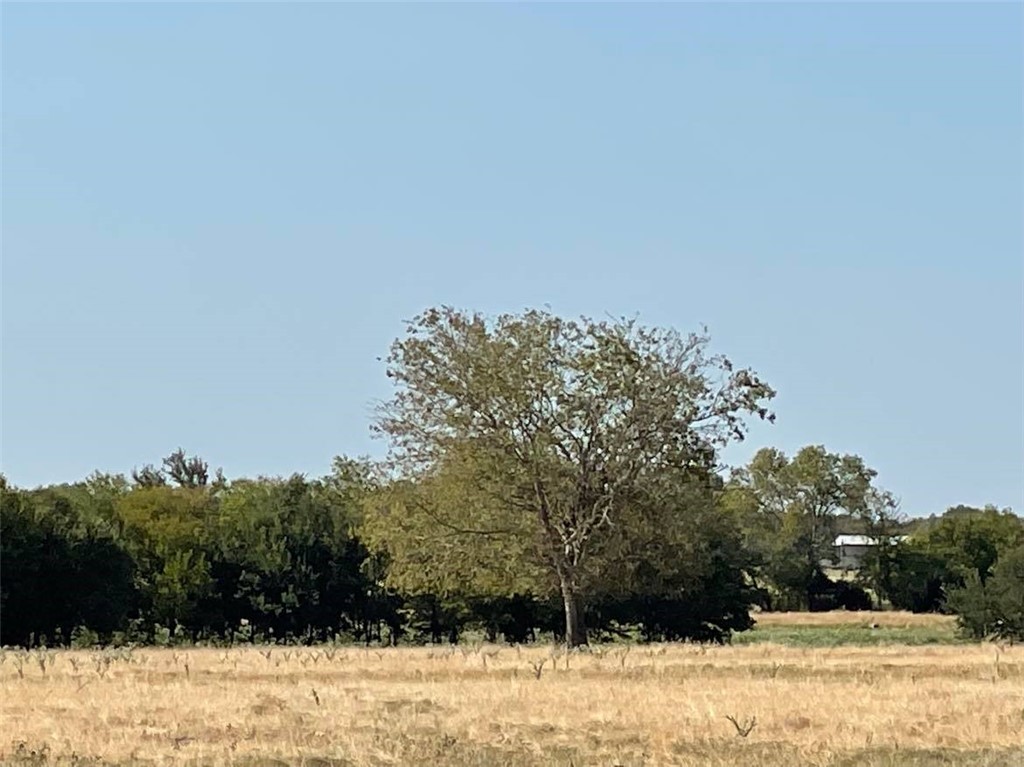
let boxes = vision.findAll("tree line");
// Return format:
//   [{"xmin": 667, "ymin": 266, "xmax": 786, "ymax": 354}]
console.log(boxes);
[{"xmin": 3, "ymin": 308, "xmax": 1021, "ymax": 647}]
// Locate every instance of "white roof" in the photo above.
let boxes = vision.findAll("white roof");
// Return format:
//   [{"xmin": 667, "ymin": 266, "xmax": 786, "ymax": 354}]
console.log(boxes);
[{"xmin": 835, "ymin": 534, "xmax": 908, "ymax": 546}]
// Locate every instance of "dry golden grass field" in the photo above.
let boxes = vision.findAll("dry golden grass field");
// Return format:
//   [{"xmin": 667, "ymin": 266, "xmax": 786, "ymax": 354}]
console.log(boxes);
[
  {"xmin": 2, "ymin": 613, "xmax": 1022, "ymax": 767},
  {"xmin": 748, "ymin": 611, "xmax": 954, "ymax": 628}
]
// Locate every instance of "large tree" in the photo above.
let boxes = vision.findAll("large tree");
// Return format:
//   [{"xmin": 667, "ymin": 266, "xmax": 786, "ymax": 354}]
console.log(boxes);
[
  {"xmin": 726, "ymin": 445, "xmax": 883, "ymax": 609},
  {"xmin": 372, "ymin": 307, "xmax": 774, "ymax": 646}
]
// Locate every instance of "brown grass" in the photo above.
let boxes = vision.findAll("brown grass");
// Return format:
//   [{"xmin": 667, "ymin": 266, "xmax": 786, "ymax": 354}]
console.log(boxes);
[
  {"xmin": 1, "ymin": 630, "xmax": 1022, "ymax": 766},
  {"xmin": 751, "ymin": 610, "xmax": 956, "ymax": 628}
]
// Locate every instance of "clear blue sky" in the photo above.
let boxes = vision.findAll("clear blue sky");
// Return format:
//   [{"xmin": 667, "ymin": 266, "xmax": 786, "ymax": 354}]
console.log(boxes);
[{"xmin": 3, "ymin": 3, "xmax": 1021, "ymax": 516}]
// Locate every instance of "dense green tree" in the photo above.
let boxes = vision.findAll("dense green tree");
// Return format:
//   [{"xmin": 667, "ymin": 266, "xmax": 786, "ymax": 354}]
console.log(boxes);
[
  {"xmin": 947, "ymin": 545, "xmax": 1024, "ymax": 641},
  {"xmin": 203, "ymin": 464, "xmax": 382, "ymax": 643},
  {"xmin": 727, "ymin": 446, "xmax": 882, "ymax": 610},
  {"xmin": 372, "ymin": 307, "xmax": 774, "ymax": 646},
  {"xmin": 2, "ymin": 455, "xmax": 386, "ymax": 647},
  {"xmin": 114, "ymin": 484, "xmax": 217, "ymax": 631},
  {"xmin": 883, "ymin": 506, "xmax": 1024, "ymax": 613},
  {"xmin": 366, "ymin": 456, "xmax": 755, "ymax": 643},
  {"xmin": 4, "ymin": 439, "xmax": 1015, "ymax": 647},
  {"xmin": 362, "ymin": 450, "xmax": 549, "ymax": 599},
  {"xmin": 588, "ymin": 473, "xmax": 757, "ymax": 641},
  {"xmin": 1, "ymin": 483, "xmax": 137, "ymax": 646},
  {"xmin": 881, "ymin": 545, "xmax": 950, "ymax": 612},
  {"xmin": 914, "ymin": 506, "xmax": 1023, "ymax": 584}
]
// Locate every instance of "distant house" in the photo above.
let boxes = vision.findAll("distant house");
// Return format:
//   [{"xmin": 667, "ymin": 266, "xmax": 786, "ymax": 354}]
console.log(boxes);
[{"xmin": 828, "ymin": 534, "xmax": 908, "ymax": 571}]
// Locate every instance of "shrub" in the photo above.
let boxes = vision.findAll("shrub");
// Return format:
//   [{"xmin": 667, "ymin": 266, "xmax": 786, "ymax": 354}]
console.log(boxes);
[
  {"xmin": 70, "ymin": 626, "xmax": 100, "ymax": 649},
  {"xmin": 807, "ymin": 572, "xmax": 873, "ymax": 612}
]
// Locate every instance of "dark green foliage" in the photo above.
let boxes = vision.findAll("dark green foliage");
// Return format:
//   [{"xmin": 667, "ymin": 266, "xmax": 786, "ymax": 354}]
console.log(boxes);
[
  {"xmin": 467, "ymin": 595, "xmax": 560, "ymax": 644},
  {"xmin": 2, "ymin": 443, "xmax": 1019, "ymax": 647},
  {"xmin": 0, "ymin": 454, "xmax": 390, "ymax": 648},
  {"xmin": 584, "ymin": 488, "xmax": 758, "ymax": 642},
  {"xmin": 199, "ymin": 474, "xmax": 377, "ymax": 643},
  {"xmin": 0, "ymin": 484, "xmax": 137, "ymax": 646},
  {"xmin": 946, "ymin": 545, "xmax": 1024, "ymax": 641},
  {"xmin": 913, "ymin": 506, "xmax": 1023, "ymax": 584},
  {"xmin": 591, "ymin": 594, "xmax": 752, "ymax": 644},
  {"xmin": 881, "ymin": 507, "xmax": 1023, "ymax": 614},
  {"xmin": 400, "ymin": 595, "xmax": 472, "ymax": 644},
  {"xmin": 881, "ymin": 545, "xmax": 951, "ymax": 612},
  {"xmin": 806, "ymin": 572, "xmax": 872, "ymax": 612},
  {"xmin": 2, "ymin": 455, "xmax": 764, "ymax": 647}
]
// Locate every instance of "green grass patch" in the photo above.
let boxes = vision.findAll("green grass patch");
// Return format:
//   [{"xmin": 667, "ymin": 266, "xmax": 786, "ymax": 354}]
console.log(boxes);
[
  {"xmin": 828, "ymin": 747, "xmax": 1024, "ymax": 767},
  {"xmin": 733, "ymin": 623, "xmax": 963, "ymax": 647}
]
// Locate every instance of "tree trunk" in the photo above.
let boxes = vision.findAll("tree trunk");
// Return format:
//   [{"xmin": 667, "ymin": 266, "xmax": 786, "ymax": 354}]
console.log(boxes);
[{"xmin": 561, "ymin": 581, "xmax": 588, "ymax": 648}]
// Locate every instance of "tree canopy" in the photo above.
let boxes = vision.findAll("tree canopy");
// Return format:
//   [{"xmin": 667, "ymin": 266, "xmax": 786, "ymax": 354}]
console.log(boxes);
[
  {"xmin": 371, "ymin": 307, "xmax": 775, "ymax": 645},
  {"xmin": 725, "ymin": 445, "xmax": 894, "ymax": 610}
]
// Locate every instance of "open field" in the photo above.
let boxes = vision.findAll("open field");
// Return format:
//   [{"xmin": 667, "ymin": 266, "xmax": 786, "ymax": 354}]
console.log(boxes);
[
  {"xmin": 2, "ymin": 620, "xmax": 1022, "ymax": 767},
  {"xmin": 750, "ymin": 612, "xmax": 955, "ymax": 629},
  {"xmin": 736, "ymin": 611, "xmax": 962, "ymax": 648}
]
